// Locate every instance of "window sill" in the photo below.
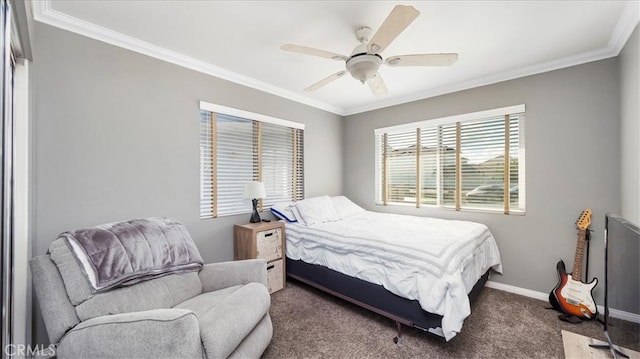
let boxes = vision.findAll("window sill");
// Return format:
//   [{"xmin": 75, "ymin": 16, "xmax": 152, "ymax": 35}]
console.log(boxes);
[{"xmin": 375, "ymin": 202, "xmax": 526, "ymax": 216}]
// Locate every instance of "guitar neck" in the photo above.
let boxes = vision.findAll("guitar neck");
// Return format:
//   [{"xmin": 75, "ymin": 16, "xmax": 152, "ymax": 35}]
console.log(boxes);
[{"xmin": 572, "ymin": 229, "xmax": 588, "ymax": 281}]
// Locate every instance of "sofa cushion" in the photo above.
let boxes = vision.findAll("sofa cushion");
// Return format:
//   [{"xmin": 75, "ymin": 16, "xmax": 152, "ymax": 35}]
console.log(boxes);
[
  {"xmin": 173, "ymin": 285, "xmax": 243, "ymax": 317},
  {"xmin": 199, "ymin": 260, "xmax": 267, "ymax": 292},
  {"xmin": 48, "ymin": 237, "xmax": 95, "ymax": 305},
  {"xmin": 228, "ymin": 315, "xmax": 273, "ymax": 359},
  {"xmin": 75, "ymin": 272, "xmax": 202, "ymax": 321},
  {"xmin": 57, "ymin": 309, "xmax": 202, "ymax": 359},
  {"xmin": 196, "ymin": 282, "xmax": 270, "ymax": 359},
  {"xmin": 29, "ymin": 255, "xmax": 81, "ymax": 344}
]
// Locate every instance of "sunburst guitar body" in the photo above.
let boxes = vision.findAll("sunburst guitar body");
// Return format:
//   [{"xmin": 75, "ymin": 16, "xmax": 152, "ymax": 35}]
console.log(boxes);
[
  {"xmin": 548, "ymin": 209, "xmax": 598, "ymax": 319},
  {"xmin": 549, "ymin": 260, "xmax": 598, "ymax": 318}
]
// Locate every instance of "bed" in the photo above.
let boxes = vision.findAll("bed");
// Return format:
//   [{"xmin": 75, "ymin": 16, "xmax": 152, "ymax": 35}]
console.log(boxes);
[{"xmin": 271, "ymin": 196, "xmax": 502, "ymax": 342}]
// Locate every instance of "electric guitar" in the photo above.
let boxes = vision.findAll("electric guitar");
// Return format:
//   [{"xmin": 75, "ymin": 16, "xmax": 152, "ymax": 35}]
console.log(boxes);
[{"xmin": 549, "ymin": 209, "xmax": 598, "ymax": 319}]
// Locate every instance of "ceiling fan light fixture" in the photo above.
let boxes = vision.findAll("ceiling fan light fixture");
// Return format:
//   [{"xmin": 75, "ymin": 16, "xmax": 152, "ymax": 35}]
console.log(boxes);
[
  {"xmin": 346, "ymin": 54, "xmax": 382, "ymax": 82},
  {"xmin": 281, "ymin": 5, "xmax": 455, "ymax": 95}
]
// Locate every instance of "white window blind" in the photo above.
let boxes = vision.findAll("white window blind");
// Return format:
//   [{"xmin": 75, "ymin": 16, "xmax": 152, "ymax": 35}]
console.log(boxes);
[
  {"xmin": 261, "ymin": 122, "xmax": 304, "ymax": 208},
  {"xmin": 375, "ymin": 106, "xmax": 525, "ymax": 214},
  {"xmin": 199, "ymin": 105, "xmax": 304, "ymax": 219}
]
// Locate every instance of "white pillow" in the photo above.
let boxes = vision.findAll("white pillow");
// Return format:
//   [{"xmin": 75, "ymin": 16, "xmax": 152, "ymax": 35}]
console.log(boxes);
[
  {"xmin": 270, "ymin": 202, "xmax": 297, "ymax": 223},
  {"xmin": 331, "ymin": 196, "xmax": 365, "ymax": 219},
  {"xmin": 292, "ymin": 196, "xmax": 339, "ymax": 226}
]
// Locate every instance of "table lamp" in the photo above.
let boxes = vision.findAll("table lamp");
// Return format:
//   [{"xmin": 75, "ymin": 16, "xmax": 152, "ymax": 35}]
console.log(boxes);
[{"xmin": 244, "ymin": 181, "xmax": 266, "ymax": 223}]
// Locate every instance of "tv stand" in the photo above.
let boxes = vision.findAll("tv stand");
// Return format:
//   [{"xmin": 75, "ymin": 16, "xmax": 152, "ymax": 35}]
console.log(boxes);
[
  {"xmin": 562, "ymin": 330, "xmax": 639, "ymax": 359},
  {"xmin": 588, "ymin": 331, "xmax": 631, "ymax": 359},
  {"xmin": 588, "ymin": 343, "xmax": 629, "ymax": 359}
]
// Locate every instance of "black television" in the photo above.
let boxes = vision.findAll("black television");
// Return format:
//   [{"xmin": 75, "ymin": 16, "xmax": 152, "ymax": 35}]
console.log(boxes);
[{"xmin": 590, "ymin": 213, "xmax": 640, "ymax": 358}]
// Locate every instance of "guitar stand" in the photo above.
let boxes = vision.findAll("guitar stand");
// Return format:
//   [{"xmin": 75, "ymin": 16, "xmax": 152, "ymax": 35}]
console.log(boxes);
[
  {"xmin": 558, "ymin": 313, "xmax": 582, "ymax": 323},
  {"xmin": 584, "ymin": 229, "xmax": 592, "ymax": 281},
  {"xmin": 584, "ymin": 229, "xmax": 598, "ymax": 322}
]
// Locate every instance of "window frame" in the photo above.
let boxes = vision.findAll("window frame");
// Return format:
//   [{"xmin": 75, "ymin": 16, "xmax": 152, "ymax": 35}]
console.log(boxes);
[
  {"xmin": 374, "ymin": 104, "xmax": 526, "ymax": 215},
  {"xmin": 199, "ymin": 101, "xmax": 304, "ymax": 220}
]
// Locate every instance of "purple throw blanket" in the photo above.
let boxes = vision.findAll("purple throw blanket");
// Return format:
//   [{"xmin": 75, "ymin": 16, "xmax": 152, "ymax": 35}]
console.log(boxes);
[{"xmin": 62, "ymin": 217, "xmax": 204, "ymax": 292}]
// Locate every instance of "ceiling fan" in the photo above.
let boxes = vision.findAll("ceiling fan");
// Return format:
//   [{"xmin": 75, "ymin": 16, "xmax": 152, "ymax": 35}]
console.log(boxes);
[{"xmin": 281, "ymin": 5, "xmax": 458, "ymax": 96}]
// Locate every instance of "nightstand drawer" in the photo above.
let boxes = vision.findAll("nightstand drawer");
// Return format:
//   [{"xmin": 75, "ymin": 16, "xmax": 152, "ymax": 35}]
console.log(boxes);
[
  {"xmin": 266, "ymin": 259, "xmax": 284, "ymax": 294},
  {"xmin": 256, "ymin": 228, "xmax": 282, "ymax": 262}
]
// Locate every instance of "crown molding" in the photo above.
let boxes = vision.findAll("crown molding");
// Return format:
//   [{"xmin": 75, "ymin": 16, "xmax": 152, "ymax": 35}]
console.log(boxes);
[
  {"xmin": 343, "ymin": 46, "xmax": 616, "ymax": 116},
  {"xmin": 31, "ymin": 0, "xmax": 346, "ymax": 116},
  {"xmin": 609, "ymin": 0, "xmax": 640, "ymax": 55},
  {"xmin": 32, "ymin": 0, "xmax": 639, "ymax": 117}
]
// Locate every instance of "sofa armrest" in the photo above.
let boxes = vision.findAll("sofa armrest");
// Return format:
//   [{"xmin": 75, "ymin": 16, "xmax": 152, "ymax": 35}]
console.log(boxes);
[
  {"xmin": 199, "ymin": 259, "xmax": 267, "ymax": 292},
  {"xmin": 57, "ymin": 309, "xmax": 202, "ymax": 359}
]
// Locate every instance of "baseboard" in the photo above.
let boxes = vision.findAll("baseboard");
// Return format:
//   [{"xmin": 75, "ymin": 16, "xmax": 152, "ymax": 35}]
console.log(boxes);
[
  {"xmin": 608, "ymin": 307, "xmax": 640, "ymax": 324},
  {"xmin": 486, "ymin": 280, "xmax": 549, "ymax": 301},
  {"xmin": 486, "ymin": 280, "xmax": 640, "ymax": 324}
]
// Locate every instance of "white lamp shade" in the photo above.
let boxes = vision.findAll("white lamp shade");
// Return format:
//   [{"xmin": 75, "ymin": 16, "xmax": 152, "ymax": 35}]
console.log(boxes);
[{"xmin": 243, "ymin": 181, "xmax": 266, "ymax": 199}]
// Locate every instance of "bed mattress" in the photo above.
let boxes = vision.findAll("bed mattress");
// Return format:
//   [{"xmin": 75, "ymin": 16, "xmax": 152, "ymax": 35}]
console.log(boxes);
[{"xmin": 285, "ymin": 211, "xmax": 502, "ymax": 340}]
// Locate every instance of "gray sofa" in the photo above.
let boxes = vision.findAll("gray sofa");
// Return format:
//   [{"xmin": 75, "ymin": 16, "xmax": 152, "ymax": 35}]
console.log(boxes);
[{"xmin": 30, "ymin": 236, "xmax": 273, "ymax": 358}]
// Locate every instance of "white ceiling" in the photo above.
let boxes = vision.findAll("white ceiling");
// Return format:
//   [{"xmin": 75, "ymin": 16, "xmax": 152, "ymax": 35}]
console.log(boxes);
[{"xmin": 32, "ymin": 0, "xmax": 639, "ymax": 116}]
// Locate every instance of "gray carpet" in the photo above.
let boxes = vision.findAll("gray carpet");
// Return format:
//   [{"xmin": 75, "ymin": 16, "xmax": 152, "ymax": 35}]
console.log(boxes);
[{"xmin": 262, "ymin": 280, "xmax": 639, "ymax": 358}]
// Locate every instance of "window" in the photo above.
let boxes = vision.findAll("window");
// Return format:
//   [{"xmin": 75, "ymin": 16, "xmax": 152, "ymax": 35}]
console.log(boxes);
[
  {"xmin": 199, "ymin": 102, "xmax": 304, "ymax": 219},
  {"xmin": 375, "ymin": 105, "xmax": 525, "ymax": 214}
]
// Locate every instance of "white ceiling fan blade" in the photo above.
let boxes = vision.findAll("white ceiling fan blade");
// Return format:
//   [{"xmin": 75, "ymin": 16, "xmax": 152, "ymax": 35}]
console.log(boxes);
[
  {"xmin": 304, "ymin": 71, "xmax": 347, "ymax": 92},
  {"xmin": 281, "ymin": 44, "xmax": 348, "ymax": 61},
  {"xmin": 385, "ymin": 53, "xmax": 459, "ymax": 67},
  {"xmin": 366, "ymin": 72, "xmax": 388, "ymax": 96},
  {"xmin": 367, "ymin": 5, "xmax": 420, "ymax": 54}
]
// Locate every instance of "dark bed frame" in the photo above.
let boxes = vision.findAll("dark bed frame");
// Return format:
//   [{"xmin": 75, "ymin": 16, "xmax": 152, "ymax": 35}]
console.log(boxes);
[{"xmin": 286, "ymin": 257, "xmax": 490, "ymax": 342}]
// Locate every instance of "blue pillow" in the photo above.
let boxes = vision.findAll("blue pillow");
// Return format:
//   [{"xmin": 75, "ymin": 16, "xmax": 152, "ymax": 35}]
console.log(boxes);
[{"xmin": 270, "ymin": 202, "xmax": 297, "ymax": 223}]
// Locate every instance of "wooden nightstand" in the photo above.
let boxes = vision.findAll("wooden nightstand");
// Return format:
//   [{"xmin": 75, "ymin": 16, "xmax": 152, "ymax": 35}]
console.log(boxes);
[{"xmin": 234, "ymin": 221, "xmax": 285, "ymax": 294}]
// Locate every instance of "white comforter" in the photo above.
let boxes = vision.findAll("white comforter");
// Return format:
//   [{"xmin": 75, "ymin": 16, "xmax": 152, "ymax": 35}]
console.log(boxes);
[{"xmin": 285, "ymin": 211, "xmax": 502, "ymax": 340}]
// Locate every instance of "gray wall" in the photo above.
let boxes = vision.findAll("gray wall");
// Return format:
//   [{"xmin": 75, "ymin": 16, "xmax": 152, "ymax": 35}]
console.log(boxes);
[
  {"xmin": 619, "ymin": 24, "xmax": 639, "ymax": 226},
  {"xmin": 343, "ymin": 58, "xmax": 621, "ymax": 304},
  {"xmin": 30, "ymin": 23, "xmax": 342, "ymax": 344},
  {"xmin": 31, "ymin": 22, "xmax": 342, "ymax": 260}
]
